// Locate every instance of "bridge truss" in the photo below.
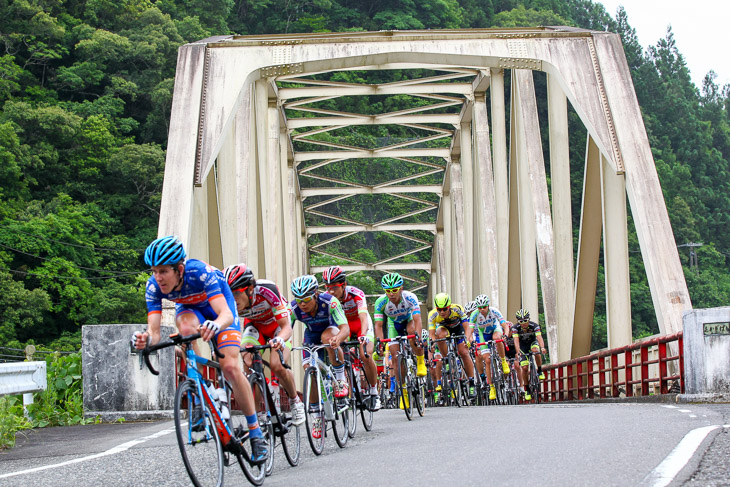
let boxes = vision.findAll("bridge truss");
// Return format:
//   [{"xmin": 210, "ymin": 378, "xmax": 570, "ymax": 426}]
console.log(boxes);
[{"xmin": 159, "ymin": 28, "xmax": 692, "ymax": 362}]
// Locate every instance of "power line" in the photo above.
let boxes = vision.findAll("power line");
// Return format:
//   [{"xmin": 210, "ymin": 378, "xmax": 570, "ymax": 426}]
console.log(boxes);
[
  {"xmin": 6, "ymin": 228, "xmax": 146, "ymax": 253},
  {"xmin": 0, "ymin": 242, "xmax": 143, "ymax": 276},
  {"xmin": 1, "ymin": 267, "xmax": 144, "ymax": 280}
]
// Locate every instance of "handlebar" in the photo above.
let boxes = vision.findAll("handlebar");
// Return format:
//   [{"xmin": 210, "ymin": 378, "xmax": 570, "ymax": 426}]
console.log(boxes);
[
  {"xmin": 141, "ymin": 332, "xmax": 224, "ymax": 376},
  {"xmin": 293, "ymin": 343, "xmax": 343, "ymax": 362},
  {"xmin": 240, "ymin": 343, "xmax": 291, "ymax": 370},
  {"xmin": 341, "ymin": 339, "xmax": 370, "ymax": 359}
]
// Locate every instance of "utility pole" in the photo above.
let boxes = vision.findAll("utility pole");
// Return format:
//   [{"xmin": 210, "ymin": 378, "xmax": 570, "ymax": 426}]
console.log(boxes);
[{"xmin": 677, "ymin": 242, "xmax": 703, "ymax": 273}]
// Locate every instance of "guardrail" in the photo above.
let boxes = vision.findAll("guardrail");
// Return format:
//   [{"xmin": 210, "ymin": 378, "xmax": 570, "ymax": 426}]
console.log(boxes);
[
  {"xmin": 0, "ymin": 361, "xmax": 48, "ymax": 414},
  {"xmin": 541, "ymin": 332, "xmax": 684, "ymax": 402}
]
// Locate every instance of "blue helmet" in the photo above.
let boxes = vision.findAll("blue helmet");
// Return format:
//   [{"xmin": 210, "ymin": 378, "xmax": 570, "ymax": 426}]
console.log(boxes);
[
  {"xmin": 291, "ymin": 275, "xmax": 318, "ymax": 298},
  {"xmin": 144, "ymin": 236, "xmax": 186, "ymax": 266}
]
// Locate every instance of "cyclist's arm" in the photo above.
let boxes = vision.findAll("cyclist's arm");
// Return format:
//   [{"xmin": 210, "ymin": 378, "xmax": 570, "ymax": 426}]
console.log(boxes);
[
  {"xmin": 201, "ymin": 295, "xmax": 234, "ymax": 342},
  {"xmin": 328, "ymin": 296, "xmax": 350, "ymax": 345},
  {"xmin": 373, "ymin": 296, "xmax": 387, "ymax": 341},
  {"xmin": 536, "ymin": 330, "xmax": 546, "ymax": 353},
  {"xmin": 145, "ymin": 311, "xmax": 162, "ymax": 347},
  {"xmin": 513, "ymin": 333, "xmax": 521, "ymax": 357},
  {"xmin": 274, "ymin": 314, "xmax": 293, "ymax": 343}
]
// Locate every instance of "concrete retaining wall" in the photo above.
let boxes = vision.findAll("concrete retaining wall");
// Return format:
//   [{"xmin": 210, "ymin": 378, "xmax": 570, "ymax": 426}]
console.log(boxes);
[
  {"xmin": 82, "ymin": 324, "xmax": 176, "ymax": 421},
  {"xmin": 683, "ymin": 307, "xmax": 730, "ymax": 395}
]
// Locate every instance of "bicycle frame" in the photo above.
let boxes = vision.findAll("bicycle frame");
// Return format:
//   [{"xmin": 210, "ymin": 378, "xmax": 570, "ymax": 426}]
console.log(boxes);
[
  {"xmin": 240, "ymin": 345, "xmax": 290, "ymax": 436},
  {"xmin": 295, "ymin": 344, "xmax": 347, "ymax": 421}
]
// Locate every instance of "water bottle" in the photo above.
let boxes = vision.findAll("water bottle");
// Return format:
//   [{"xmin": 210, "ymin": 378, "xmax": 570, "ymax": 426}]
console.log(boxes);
[
  {"xmin": 215, "ymin": 387, "xmax": 230, "ymax": 420},
  {"xmin": 323, "ymin": 376, "xmax": 334, "ymax": 418},
  {"xmin": 270, "ymin": 375, "xmax": 280, "ymax": 411}
]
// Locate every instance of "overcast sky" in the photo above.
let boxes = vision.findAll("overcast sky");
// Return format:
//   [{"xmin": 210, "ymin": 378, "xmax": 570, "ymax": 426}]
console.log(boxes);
[{"xmin": 598, "ymin": 1, "xmax": 730, "ymax": 90}]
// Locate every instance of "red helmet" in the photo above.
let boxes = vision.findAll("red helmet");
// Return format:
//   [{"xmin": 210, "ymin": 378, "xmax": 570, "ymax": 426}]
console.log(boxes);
[
  {"xmin": 322, "ymin": 265, "xmax": 346, "ymax": 285},
  {"xmin": 224, "ymin": 263, "xmax": 254, "ymax": 290}
]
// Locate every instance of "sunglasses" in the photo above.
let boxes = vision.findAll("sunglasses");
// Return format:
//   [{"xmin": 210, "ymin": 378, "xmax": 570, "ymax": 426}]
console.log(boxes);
[
  {"xmin": 436, "ymin": 307, "xmax": 450, "ymax": 312},
  {"xmin": 295, "ymin": 294, "xmax": 316, "ymax": 304},
  {"xmin": 478, "ymin": 306, "xmax": 489, "ymax": 310},
  {"xmin": 325, "ymin": 283, "xmax": 345, "ymax": 291},
  {"xmin": 384, "ymin": 287, "xmax": 402, "ymax": 295},
  {"xmin": 518, "ymin": 319, "xmax": 529, "ymax": 324}
]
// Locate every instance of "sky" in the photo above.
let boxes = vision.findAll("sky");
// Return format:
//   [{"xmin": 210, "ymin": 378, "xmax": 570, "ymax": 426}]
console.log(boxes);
[{"xmin": 598, "ymin": 1, "xmax": 730, "ymax": 90}]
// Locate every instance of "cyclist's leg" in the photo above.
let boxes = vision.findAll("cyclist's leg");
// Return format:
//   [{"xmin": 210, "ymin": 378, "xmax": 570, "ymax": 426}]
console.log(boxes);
[
  {"xmin": 493, "ymin": 329, "xmax": 510, "ymax": 374},
  {"xmin": 456, "ymin": 337, "xmax": 474, "ymax": 379},
  {"xmin": 406, "ymin": 318, "xmax": 426, "ymax": 375}
]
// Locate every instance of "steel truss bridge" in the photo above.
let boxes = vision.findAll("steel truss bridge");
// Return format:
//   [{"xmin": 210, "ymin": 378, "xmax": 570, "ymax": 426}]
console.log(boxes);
[{"xmin": 158, "ymin": 27, "xmax": 691, "ymax": 363}]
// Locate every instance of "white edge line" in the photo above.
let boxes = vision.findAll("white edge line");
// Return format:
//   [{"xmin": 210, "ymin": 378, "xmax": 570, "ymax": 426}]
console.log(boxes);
[
  {"xmin": 0, "ymin": 428, "xmax": 175, "ymax": 480},
  {"xmin": 662, "ymin": 405, "xmax": 678, "ymax": 409},
  {"xmin": 641, "ymin": 425, "xmax": 721, "ymax": 487}
]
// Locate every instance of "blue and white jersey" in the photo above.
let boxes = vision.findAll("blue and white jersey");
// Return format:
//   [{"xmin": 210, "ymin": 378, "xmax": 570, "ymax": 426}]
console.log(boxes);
[
  {"xmin": 469, "ymin": 307, "xmax": 507, "ymax": 334},
  {"xmin": 290, "ymin": 292, "xmax": 347, "ymax": 334},
  {"xmin": 374, "ymin": 290, "xmax": 421, "ymax": 325},
  {"xmin": 145, "ymin": 259, "xmax": 233, "ymax": 316}
]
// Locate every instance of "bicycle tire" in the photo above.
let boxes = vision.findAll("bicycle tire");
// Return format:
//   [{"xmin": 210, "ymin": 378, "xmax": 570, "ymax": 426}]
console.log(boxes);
[
  {"xmin": 332, "ymin": 395, "xmax": 349, "ymax": 448},
  {"xmin": 449, "ymin": 355, "xmax": 462, "ymax": 408},
  {"xmin": 302, "ymin": 367, "xmax": 325, "ymax": 455},
  {"xmin": 398, "ymin": 355, "xmax": 413, "ymax": 420},
  {"xmin": 359, "ymin": 367, "xmax": 374, "ymax": 431},
  {"xmin": 250, "ymin": 377, "xmax": 274, "ymax": 477},
  {"xmin": 174, "ymin": 380, "xmax": 224, "ymax": 487},
  {"xmin": 415, "ymin": 376, "xmax": 426, "ymax": 416},
  {"xmin": 278, "ymin": 386, "xmax": 301, "ymax": 467},
  {"xmin": 344, "ymin": 363, "xmax": 357, "ymax": 439}
]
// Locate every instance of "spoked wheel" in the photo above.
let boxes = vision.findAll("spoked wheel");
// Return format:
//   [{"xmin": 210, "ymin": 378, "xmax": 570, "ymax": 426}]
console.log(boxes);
[
  {"xmin": 174, "ymin": 380, "xmax": 224, "ymax": 487},
  {"xmin": 302, "ymin": 367, "xmax": 325, "ymax": 455},
  {"xmin": 278, "ymin": 386, "xmax": 301, "ymax": 467},
  {"xmin": 251, "ymin": 378, "xmax": 275, "ymax": 477},
  {"xmin": 344, "ymin": 367, "xmax": 357, "ymax": 439},
  {"xmin": 531, "ymin": 363, "xmax": 542, "ymax": 404},
  {"xmin": 231, "ymin": 378, "xmax": 267, "ymax": 485},
  {"xmin": 449, "ymin": 360, "xmax": 462, "ymax": 408},
  {"xmin": 332, "ymin": 395, "xmax": 349, "ymax": 448},
  {"xmin": 359, "ymin": 369, "xmax": 374, "ymax": 431},
  {"xmin": 415, "ymin": 376, "xmax": 426, "ymax": 416},
  {"xmin": 398, "ymin": 355, "xmax": 413, "ymax": 420}
]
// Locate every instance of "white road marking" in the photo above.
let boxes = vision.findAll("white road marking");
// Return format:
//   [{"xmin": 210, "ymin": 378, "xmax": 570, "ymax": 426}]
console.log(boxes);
[
  {"xmin": 662, "ymin": 405, "xmax": 678, "ymax": 409},
  {"xmin": 678, "ymin": 409, "xmax": 692, "ymax": 413},
  {"xmin": 689, "ymin": 414, "xmax": 697, "ymax": 418},
  {"xmin": 640, "ymin": 425, "xmax": 721, "ymax": 487},
  {"xmin": 0, "ymin": 427, "xmax": 175, "ymax": 479}
]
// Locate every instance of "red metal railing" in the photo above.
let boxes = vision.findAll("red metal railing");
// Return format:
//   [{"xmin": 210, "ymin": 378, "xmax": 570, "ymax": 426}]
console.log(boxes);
[{"xmin": 541, "ymin": 332, "xmax": 684, "ymax": 402}]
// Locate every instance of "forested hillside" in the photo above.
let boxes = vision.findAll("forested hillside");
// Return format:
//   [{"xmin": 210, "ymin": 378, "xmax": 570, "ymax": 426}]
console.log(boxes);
[{"xmin": 1, "ymin": 0, "xmax": 728, "ymax": 352}]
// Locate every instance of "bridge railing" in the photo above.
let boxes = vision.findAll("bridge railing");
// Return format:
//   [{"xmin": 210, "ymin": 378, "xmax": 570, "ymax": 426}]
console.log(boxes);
[{"xmin": 541, "ymin": 332, "xmax": 684, "ymax": 402}]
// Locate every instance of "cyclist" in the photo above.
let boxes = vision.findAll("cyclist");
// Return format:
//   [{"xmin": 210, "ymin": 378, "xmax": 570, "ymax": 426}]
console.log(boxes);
[
  {"xmin": 132, "ymin": 236, "xmax": 268, "ymax": 464},
  {"xmin": 469, "ymin": 294, "xmax": 511, "ymax": 401},
  {"xmin": 428, "ymin": 293, "xmax": 477, "ymax": 398},
  {"xmin": 322, "ymin": 265, "xmax": 381, "ymax": 411},
  {"xmin": 289, "ymin": 275, "xmax": 350, "ymax": 439},
  {"xmin": 223, "ymin": 263, "xmax": 305, "ymax": 425},
  {"xmin": 512, "ymin": 309, "xmax": 547, "ymax": 401},
  {"xmin": 373, "ymin": 273, "xmax": 428, "ymax": 408}
]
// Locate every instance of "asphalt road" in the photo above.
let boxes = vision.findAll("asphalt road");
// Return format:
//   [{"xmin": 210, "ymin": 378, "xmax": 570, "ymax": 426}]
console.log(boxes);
[{"xmin": 1, "ymin": 402, "xmax": 728, "ymax": 487}]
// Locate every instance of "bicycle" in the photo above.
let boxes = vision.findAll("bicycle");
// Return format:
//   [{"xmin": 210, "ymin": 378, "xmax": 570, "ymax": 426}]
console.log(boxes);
[
  {"xmin": 476, "ymin": 339, "xmax": 508, "ymax": 406},
  {"xmin": 432, "ymin": 335, "xmax": 468, "ymax": 408},
  {"xmin": 380, "ymin": 335, "xmax": 426, "ymax": 419},
  {"xmin": 341, "ymin": 339, "xmax": 375, "ymax": 434},
  {"xmin": 240, "ymin": 344, "xmax": 301, "ymax": 470},
  {"xmin": 293, "ymin": 343, "xmax": 350, "ymax": 454},
  {"xmin": 141, "ymin": 332, "xmax": 267, "ymax": 487},
  {"xmin": 522, "ymin": 350, "xmax": 543, "ymax": 404}
]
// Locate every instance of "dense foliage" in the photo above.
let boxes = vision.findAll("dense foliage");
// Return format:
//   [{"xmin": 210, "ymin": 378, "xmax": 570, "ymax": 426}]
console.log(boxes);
[{"xmin": 1, "ymin": 0, "xmax": 728, "ymax": 353}]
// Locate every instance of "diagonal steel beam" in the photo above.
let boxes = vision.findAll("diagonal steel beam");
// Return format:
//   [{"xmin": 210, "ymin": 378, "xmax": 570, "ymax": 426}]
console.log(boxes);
[{"xmin": 375, "ymin": 245, "xmax": 433, "ymax": 265}]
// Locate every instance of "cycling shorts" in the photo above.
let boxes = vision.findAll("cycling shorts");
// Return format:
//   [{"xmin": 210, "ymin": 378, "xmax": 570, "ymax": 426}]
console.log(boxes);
[
  {"xmin": 241, "ymin": 324, "xmax": 293, "ymax": 349},
  {"xmin": 302, "ymin": 326, "xmax": 338, "ymax": 362},
  {"xmin": 177, "ymin": 307, "xmax": 242, "ymax": 350}
]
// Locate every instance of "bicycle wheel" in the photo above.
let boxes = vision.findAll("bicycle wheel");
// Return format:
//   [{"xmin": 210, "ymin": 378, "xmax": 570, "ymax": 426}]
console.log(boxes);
[
  {"xmin": 302, "ymin": 367, "xmax": 325, "ymax": 455},
  {"xmin": 278, "ymin": 386, "xmax": 301, "ymax": 467},
  {"xmin": 251, "ymin": 378, "xmax": 274, "ymax": 477},
  {"xmin": 174, "ymin": 380, "xmax": 224, "ymax": 487},
  {"xmin": 359, "ymin": 368, "xmax": 374, "ymax": 431},
  {"xmin": 415, "ymin": 376, "xmax": 426, "ymax": 417},
  {"xmin": 531, "ymin": 359, "xmax": 541, "ymax": 404},
  {"xmin": 399, "ymin": 355, "xmax": 413, "ymax": 420},
  {"xmin": 344, "ymin": 364, "xmax": 357, "ymax": 438},
  {"xmin": 332, "ymin": 394, "xmax": 349, "ymax": 448},
  {"xmin": 449, "ymin": 356, "xmax": 462, "ymax": 408}
]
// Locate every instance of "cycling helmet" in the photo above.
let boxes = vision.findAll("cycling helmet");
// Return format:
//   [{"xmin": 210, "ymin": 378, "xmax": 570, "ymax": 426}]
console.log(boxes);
[
  {"xmin": 291, "ymin": 275, "xmax": 318, "ymax": 298},
  {"xmin": 381, "ymin": 272, "xmax": 403, "ymax": 289},
  {"xmin": 474, "ymin": 294, "xmax": 490, "ymax": 308},
  {"xmin": 465, "ymin": 300, "xmax": 477, "ymax": 315},
  {"xmin": 322, "ymin": 265, "xmax": 347, "ymax": 285},
  {"xmin": 224, "ymin": 263, "xmax": 254, "ymax": 290},
  {"xmin": 516, "ymin": 309, "xmax": 530, "ymax": 321},
  {"xmin": 144, "ymin": 236, "xmax": 186, "ymax": 266},
  {"xmin": 433, "ymin": 292, "xmax": 451, "ymax": 308}
]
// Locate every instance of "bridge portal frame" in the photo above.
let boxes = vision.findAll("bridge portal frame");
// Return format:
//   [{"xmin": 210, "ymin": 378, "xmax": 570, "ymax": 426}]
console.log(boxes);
[{"xmin": 159, "ymin": 27, "xmax": 691, "ymax": 363}]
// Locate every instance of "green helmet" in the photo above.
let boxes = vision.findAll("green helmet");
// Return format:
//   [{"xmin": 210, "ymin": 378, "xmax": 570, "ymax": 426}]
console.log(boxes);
[
  {"xmin": 381, "ymin": 272, "xmax": 404, "ymax": 289},
  {"xmin": 434, "ymin": 292, "xmax": 451, "ymax": 308}
]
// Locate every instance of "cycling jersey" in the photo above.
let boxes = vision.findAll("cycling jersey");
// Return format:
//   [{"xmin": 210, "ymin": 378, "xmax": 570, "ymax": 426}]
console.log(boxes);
[
  {"xmin": 290, "ymin": 292, "xmax": 348, "ymax": 335},
  {"xmin": 512, "ymin": 321, "xmax": 542, "ymax": 351},
  {"xmin": 427, "ymin": 304, "xmax": 467, "ymax": 333},
  {"xmin": 373, "ymin": 291, "xmax": 421, "ymax": 325},
  {"xmin": 144, "ymin": 258, "xmax": 240, "ymax": 349},
  {"xmin": 239, "ymin": 279, "xmax": 290, "ymax": 344},
  {"xmin": 338, "ymin": 285, "xmax": 371, "ymax": 337},
  {"xmin": 469, "ymin": 307, "xmax": 507, "ymax": 335}
]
